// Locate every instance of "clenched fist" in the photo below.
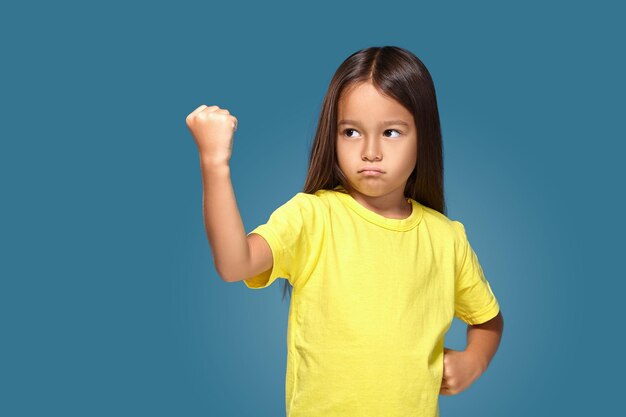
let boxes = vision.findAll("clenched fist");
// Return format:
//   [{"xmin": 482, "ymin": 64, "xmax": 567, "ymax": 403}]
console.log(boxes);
[
  {"xmin": 439, "ymin": 347, "xmax": 484, "ymax": 396},
  {"xmin": 185, "ymin": 105, "xmax": 238, "ymax": 166}
]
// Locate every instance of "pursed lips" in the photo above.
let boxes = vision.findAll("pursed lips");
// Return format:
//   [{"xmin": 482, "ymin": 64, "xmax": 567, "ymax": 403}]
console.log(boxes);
[{"xmin": 358, "ymin": 167, "xmax": 384, "ymax": 173}]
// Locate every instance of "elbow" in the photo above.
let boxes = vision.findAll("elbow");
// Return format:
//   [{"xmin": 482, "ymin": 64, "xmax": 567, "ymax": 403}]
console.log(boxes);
[
  {"xmin": 215, "ymin": 264, "xmax": 234, "ymax": 283},
  {"xmin": 217, "ymin": 265, "xmax": 247, "ymax": 283}
]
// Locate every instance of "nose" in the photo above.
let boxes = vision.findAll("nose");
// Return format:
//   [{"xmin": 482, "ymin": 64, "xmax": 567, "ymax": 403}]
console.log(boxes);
[{"xmin": 361, "ymin": 137, "xmax": 382, "ymax": 161}]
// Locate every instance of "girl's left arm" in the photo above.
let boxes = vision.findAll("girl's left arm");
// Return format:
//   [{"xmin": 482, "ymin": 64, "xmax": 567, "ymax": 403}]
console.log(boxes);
[
  {"xmin": 465, "ymin": 311, "xmax": 504, "ymax": 373},
  {"xmin": 440, "ymin": 311, "xmax": 504, "ymax": 395}
]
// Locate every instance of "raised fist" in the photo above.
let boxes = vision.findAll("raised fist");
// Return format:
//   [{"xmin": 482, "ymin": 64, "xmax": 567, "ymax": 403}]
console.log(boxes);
[{"xmin": 185, "ymin": 105, "xmax": 238, "ymax": 165}]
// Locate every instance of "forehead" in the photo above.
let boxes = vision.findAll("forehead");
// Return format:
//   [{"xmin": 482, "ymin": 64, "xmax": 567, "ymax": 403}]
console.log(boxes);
[{"xmin": 337, "ymin": 82, "xmax": 413, "ymax": 121}]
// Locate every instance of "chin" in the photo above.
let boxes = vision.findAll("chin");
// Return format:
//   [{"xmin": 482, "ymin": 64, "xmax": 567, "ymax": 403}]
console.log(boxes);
[{"xmin": 353, "ymin": 183, "xmax": 387, "ymax": 195}]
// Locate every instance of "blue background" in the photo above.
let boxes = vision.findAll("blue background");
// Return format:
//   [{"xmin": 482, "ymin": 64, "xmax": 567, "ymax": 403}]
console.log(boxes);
[{"xmin": 2, "ymin": 0, "xmax": 624, "ymax": 415}]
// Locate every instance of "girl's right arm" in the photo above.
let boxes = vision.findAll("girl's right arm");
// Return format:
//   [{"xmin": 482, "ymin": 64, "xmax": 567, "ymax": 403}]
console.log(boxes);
[{"xmin": 185, "ymin": 104, "xmax": 273, "ymax": 282}]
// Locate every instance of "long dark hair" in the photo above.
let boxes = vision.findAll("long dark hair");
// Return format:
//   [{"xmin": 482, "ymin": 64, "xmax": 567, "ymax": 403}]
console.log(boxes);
[{"xmin": 281, "ymin": 45, "xmax": 445, "ymax": 301}]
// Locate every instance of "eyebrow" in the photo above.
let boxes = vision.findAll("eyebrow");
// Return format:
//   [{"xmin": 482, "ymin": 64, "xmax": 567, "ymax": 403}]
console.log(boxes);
[{"xmin": 338, "ymin": 119, "xmax": 410, "ymax": 127}]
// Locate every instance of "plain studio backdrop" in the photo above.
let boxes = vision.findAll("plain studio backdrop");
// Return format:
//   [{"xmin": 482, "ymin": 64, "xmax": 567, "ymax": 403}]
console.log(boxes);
[{"xmin": 1, "ymin": 0, "xmax": 624, "ymax": 416}]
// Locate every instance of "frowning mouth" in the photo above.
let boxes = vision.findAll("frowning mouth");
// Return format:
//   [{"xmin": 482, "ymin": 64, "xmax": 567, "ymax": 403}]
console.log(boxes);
[
  {"xmin": 358, "ymin": 167, "xmax": 384, "ymax": 173},
  {"xmin": 359, "ymin": 170, "xmax": 383, "ymax": 176}
]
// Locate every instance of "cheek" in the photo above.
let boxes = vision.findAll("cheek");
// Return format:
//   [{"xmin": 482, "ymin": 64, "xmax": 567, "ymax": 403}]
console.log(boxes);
[
  {"xmin": 335, "ymin": 143, "xmax": 350, "ymax": 163},
  {"xmin": 337, "ymin": 155, "xmax": 352, "ymax": 173},
  {"xmin": 335, "ymin": 147, "xmax": 347, "ymax": 170},
  {"xmin": 398, "ymin": 144, "xmax": 417, "ymax": 170}
]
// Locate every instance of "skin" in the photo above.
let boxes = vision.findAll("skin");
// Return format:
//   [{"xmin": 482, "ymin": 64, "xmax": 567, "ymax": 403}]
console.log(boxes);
[
  {"xmin": 336, "ymin": 81, "xmax": 504, "ymax": 395},
  {"xmin": 336, "ymin": 80, "xmax": 417, "ymax": 219},
  {"xmin": 440, "ymin": 312, "xmax": 504, "ymax": 395}
]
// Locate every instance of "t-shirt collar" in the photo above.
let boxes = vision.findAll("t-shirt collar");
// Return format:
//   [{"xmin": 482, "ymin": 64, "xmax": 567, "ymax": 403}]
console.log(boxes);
[{"xmin": 332, "ymin": 185, "xmax": 423, "ymax": 231}]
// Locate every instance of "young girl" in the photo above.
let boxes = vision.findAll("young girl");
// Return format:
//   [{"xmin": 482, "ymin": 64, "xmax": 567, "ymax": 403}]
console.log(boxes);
[{"xmin": 186, "ymin": 46, "xmax": 504, "ymax": 417}]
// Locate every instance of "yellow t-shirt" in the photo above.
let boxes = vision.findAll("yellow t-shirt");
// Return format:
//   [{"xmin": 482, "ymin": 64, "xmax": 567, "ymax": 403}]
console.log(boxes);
[{"xmin": 242, "ymin": 185, "xmax": 500, "ymax": 417}]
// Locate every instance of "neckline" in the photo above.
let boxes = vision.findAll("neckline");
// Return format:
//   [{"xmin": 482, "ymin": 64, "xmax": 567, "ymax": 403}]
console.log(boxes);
[{"xmin": 331, "ymin": 185, "xmax": 423, "ymax": 231}]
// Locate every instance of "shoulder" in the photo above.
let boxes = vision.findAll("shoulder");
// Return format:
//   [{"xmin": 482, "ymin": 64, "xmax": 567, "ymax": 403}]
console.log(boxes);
[
  {"xmin": 418, "ymin": 204, "xmax": 469, "ymax": 249},
  {"xmin": 419, "ymin": 204, "xmax": 460, "ymax": 233},
  {"xmin": 270, "ymin": 191, "xmax": 325, "ymax": 224},
  {"xmin": 419, "ymin": 206, "xmax": 472, "ymax": 271},
  {"xmin": 287, "ymin": 188, "xmax": 338, "ymax": 212},
  {"xmin": 287, "ymin": 191, "xmax": 323, "ymax": 212}
]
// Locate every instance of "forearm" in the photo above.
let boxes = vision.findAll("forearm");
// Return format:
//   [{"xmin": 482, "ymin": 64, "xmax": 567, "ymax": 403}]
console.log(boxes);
[
  {"xmin": 464, "ymin": 311, "xmax": 504, "ymax": 373},
  {"xmin": 199, "ymin": 156, "xmax": 249, "ymax": 281}
]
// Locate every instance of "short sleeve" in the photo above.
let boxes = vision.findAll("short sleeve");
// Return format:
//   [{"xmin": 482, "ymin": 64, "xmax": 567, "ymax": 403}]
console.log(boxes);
[
  {"xmin": 452, "ymin": 221, "xmax": 500, "ymax": 325},
  {"xmin": 242, "ymin": 193, "xmax": 313, "ymax": 289}
]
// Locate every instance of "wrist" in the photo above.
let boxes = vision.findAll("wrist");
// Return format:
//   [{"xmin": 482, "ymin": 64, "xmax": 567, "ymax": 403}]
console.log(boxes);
[{"xmin": 199, "ymin": 155, "xmax": 231, "ymax": 173}]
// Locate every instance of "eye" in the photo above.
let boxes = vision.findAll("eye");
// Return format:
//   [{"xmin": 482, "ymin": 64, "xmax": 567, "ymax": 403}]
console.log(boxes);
[
  {"xmin": 384, "ymin": 129, "xmax": 401, "ymax": 138},
  {"xmin": 340, "ymin": 128, "xmax": 402, "ymax": 139},
  {"xmin": 342, "ymin": 128, "xmax": 360, "ymax": 138}
]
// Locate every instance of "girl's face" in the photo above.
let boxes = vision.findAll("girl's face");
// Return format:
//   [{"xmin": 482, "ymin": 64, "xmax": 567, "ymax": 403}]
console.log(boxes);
[{"xmin": 336, "ymin": 81, "xmax": 418, "ymax": 216}]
